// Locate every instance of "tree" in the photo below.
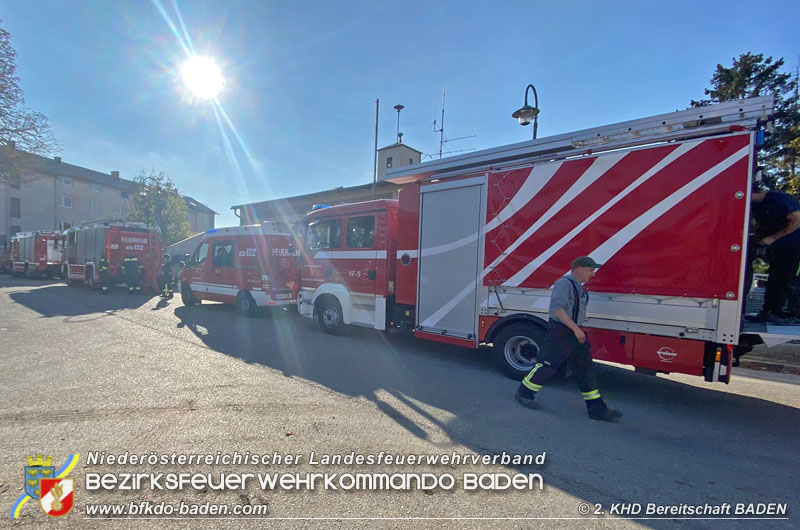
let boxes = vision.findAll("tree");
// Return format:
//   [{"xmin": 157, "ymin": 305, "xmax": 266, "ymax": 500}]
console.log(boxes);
[
  {"xmin": 691, "ymin": 53, "xmax": 800, "ymax": 191},
  {"xmin": 127, "ymin": 169, "xmax": 190, "ymax": 246},
  {"xmin": 0, "ymin": 20, "xmax": 60, "ymax": 185}
]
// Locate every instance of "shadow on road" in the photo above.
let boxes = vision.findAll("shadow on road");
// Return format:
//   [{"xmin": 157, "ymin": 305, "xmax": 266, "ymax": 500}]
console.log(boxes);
[
  {"xmin": 7, "ymin": 282, "xmax": 154, "ymax": 317},
  {"xmin": 173, "ymin": 302, "xmax": 799, "ymax": 528}
]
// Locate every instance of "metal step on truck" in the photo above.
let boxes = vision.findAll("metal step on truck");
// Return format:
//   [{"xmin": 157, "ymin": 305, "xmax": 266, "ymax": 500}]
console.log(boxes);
[{"xmin": 299, "ymin": 95, "xmax": 799, "ymax": 383}]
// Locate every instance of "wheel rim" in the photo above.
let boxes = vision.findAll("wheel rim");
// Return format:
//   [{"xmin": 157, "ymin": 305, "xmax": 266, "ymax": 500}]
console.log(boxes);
[
  {"xmin": 240, "ymin": 296, "xmax": 251, "ymax": 312},
  {"xmin": 504, "ymin": 335, "xmax": 540, "ymax": 371},
  {"xmin": 322, "ymin": 306, "xmax": 339, "ymax": 328}
]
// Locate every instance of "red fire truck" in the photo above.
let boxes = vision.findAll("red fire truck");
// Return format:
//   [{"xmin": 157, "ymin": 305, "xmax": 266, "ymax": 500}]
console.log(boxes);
[
  {"xmin": 178, "ymin": 223, "xmax": 300, "ymax": 316},
  {"xmin": 63, "ymin": 221, "xmax": 162, "ymax": 291},
  {"xmin": 299, "ymin": 96, "xmax": 787, "ymax": 384},
  {"xmin": 9, "ymin": 231, "xmax": 64, "ymax": 279}
]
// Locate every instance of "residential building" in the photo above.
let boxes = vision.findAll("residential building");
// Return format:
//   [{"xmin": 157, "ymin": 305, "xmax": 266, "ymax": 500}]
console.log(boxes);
[
  {"xmin": 0, "ymin": 146, "xmax": 137, "ymax": 245},
  {"xmin": 183, "ymin": 195, "xmax": 217, "ymax": 233},
  {"xmin": 0, "ymin": 145, "xmax": 218, "ymax": 246}
]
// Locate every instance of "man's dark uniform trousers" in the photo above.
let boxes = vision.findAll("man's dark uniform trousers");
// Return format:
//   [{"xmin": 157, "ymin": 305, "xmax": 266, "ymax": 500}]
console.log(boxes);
[{"xmin": 516, "ymin": 272, "xmax": 621, "ymax": 421}]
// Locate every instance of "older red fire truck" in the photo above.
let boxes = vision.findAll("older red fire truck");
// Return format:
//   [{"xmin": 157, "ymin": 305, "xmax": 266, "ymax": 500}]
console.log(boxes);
[
  {"xmin": 299, "ymin": 96, "xmax": 785, "ymax": 384},
  {"xmin": 178, "ymin": 223, "xmax": 300, "ymax": 316},
  {"xmin": 10, "ymin": 231, "xmax": 64, "ymax": 279},
  {"xmin": 63, "ymin": 221, "xmax": 162, "ymax": 291}
]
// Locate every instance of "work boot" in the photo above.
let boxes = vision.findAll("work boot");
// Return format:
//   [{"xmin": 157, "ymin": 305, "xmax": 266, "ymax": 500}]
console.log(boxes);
[
  {"xmin": 514, "ymin": 387, "xmax": 538, "ymax": 410},
  {"xmin": 586, "ymin": 397, "xmax": 622, "ymax": 422}
]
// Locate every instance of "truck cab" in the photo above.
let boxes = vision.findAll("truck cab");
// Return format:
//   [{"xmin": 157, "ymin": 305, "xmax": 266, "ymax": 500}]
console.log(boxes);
[
  {"xmin": 298, "ymin": 200, "xmax": 398, "ymax": 333},
  {"xmin": 178, "ymin": 223, "xmax": 299, "ymax": 316}
]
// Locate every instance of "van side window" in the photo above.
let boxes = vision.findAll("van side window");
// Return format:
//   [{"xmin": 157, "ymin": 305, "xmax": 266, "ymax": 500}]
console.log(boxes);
[
  {"xmin": 306, "ymin": 219, "xmax": 342, "ymax": 250},
  {"xmin": 212, "ymin": 240, "xmax": 234, "ymax": 267},
  {"xmin": 347, "ymin": 216, "xmax": 375, "ymax": 248},
  {"xmin": 195, "ymin": 242, "xmax": 209, "ymax": 264}
]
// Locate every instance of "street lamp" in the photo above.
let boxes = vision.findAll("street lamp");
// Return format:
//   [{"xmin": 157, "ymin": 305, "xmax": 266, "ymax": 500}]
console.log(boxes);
[{"xmin": 512, "ymin": 84, "xmax": 540, "ymax": 139}]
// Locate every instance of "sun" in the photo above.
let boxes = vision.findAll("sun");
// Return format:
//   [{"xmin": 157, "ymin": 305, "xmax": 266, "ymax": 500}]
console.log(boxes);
[{"xmin": 180, "ymin": 56, "xmax": 224, "ymax": 100}]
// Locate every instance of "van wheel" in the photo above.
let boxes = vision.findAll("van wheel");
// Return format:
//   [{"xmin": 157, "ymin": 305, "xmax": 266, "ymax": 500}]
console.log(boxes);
[
  {"xmin": 236, "ymin": 291, "xmax": 257, "ymax": 317},
  {"xmin": 181, "ymin": 283, "xmax": 200, "ymax": 306},
  {"xmin": 493, "ymin": 322, "xmax": 546, "ymax": 380},
  {"xmin": 317, "ymin": 297, "xmax": 345, "ymax": 335}
]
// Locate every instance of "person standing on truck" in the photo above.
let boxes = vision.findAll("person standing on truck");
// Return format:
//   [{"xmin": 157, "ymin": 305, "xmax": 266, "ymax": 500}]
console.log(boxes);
[
  {"xmin": 98, "ymin": 254, "xmax": 110, "ymax": 294},
  {"xmin": 514, "ymin": 256, "xmax": 623, "ymax": 422},
  {"xmin": 750, "ymin": 189, "xmax": 800, "ymax": 321}
]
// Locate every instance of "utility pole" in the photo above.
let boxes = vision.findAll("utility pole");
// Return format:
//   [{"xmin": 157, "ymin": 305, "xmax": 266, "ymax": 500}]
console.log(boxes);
[{"xmin": 372, "ymin": 99, "xmax": 379, "ymax": 200}]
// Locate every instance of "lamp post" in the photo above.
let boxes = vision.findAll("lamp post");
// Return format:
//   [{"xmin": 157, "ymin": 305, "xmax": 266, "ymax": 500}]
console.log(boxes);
[{"xmin": 511, "ymin": 84, "xmax": 540, "ymax": 139}]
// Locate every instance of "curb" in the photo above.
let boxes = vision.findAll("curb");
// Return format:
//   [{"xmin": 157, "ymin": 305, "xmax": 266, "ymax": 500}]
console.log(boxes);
[{"xmin": 738, "ymin": 358, "xmax": 800, "ymax": 376}]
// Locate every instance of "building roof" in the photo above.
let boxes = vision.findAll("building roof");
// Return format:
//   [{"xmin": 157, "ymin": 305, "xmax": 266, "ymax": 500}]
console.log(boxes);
[
  {"xmin": 0, "ymin": 146, "xmax": 138, "ymax": 192},
  {"xmin": 377, "ymin": 142, "xmax": 423, "ymax": 155},
  {"xmin": 230, "ymin": 180, "xmax": 399, "ymax": 210},
  {"xmin": 183, "ymin": 195, "xmax": 218, "ymax": 215}
]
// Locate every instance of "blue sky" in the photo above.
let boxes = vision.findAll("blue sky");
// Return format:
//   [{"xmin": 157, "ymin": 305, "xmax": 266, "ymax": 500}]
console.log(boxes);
[{"xmin": 3, "ymin": 0, "xmax": 798, "ymax": 226}]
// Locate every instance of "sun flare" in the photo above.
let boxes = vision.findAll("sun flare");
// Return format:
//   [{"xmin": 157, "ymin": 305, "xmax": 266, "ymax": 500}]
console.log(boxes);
[{"xmin": 180, "ymin": 56, "xmax": 224, "ymax": 100}]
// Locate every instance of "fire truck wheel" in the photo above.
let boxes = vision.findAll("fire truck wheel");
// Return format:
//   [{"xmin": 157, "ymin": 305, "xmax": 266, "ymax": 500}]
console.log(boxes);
[
  {"xmin": 236, "ymin": 291, "xmax": 257, "ymax": 317},
  {"xmin": 181, "ymin": 283, "xmax": 200, "ymax": 306},
  {"xmin": 493, "ymin": 322, "xmax": 546, "ymax": 380},
  {"xmin": 25, "ymin": 265, "xmax": 33, "ymax": 280},
  {"xmin": 317, "ymin": 296, "xmax": 345, "ymax": 335},
  {"xmin": 86, "ymin": 269, "xmax": 96, "ymax": 290}
]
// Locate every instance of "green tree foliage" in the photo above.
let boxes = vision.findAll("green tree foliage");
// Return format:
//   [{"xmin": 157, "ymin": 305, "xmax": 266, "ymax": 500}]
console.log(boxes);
[
  {"xmin": 0, "ymin": 20, "xmax": 60, "ymax": 185},
  {"xmin": 692, "ymin": 53, "xmax": 800, "ymax": 191},
  {"xmin": 127, "ymin": 169, "xmax": 190, "ymax": 246}
]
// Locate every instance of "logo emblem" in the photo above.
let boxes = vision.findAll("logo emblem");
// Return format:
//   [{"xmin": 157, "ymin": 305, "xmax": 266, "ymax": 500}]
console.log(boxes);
[
  {"xmin": 657, "ymin": 347, "xmax": 678, "ymax": 363},
  {"xmin": 24, "ymin": 454, "xmax": 54, "ymax": 499},
  {"xmin": 39, "ymin": 478, "xmax": 74, "ymax": 517},
  {"xmin": 11, "ymin": 454, "xmax": 79, "ymax": 519}
]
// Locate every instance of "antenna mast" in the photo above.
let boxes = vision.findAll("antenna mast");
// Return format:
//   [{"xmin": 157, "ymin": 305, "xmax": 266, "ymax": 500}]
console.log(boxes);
[{"xmin": 433, "ymin": 88, "xmax": 445, "ymax": 159}]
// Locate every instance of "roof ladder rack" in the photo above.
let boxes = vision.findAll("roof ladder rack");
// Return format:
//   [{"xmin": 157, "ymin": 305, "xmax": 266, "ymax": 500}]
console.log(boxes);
[{"xmin": 383, "ymin": 95, "xmax": 776, "ymax": 183}]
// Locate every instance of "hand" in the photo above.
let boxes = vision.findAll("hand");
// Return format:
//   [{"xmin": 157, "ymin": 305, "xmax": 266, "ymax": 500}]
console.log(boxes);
[
  {"xmin": 574, "ymin": 328, "xmax": 586, "ymax": 344},
  {"xmin": 761, "ymin": 235, "xmax": 776, "ymax": 245}
]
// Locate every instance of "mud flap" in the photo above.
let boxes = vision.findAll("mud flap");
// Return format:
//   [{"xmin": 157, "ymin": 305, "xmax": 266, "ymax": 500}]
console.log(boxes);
[{"xmin": 703, "ymin": 345, "xmax": 732, "ymax": 383}]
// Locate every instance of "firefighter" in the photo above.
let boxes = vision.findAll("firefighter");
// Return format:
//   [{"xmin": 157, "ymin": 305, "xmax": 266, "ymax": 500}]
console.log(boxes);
[
  {"xmin": 514, "ymin": 256, "xmax": 623, "ymax": 422},
  {"xmin": 749, "ymin": 187, "xmax": 800, "ymax": 322},
  {"xmin": 123, "ymin": 254, "xmax": 140, "ymax": 293},
  {"xmin": 159, "ymin": 254, "xmax": 174, "ymax": 299},
  {"xmin": 98, "ymin": 254, "xmax": 110, "ymax": 294}
]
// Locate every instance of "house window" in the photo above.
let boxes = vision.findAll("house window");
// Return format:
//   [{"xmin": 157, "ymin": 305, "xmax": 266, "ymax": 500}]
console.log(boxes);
[
  {"xmin": 10, "ymin": 197, "xmax": 21, "ymax": 218},
  {"xmin": 121, "ymin": 190, "xmax": 128, "ymax": 198},
  {"xmin": 347, "ymin": 216, "xmax": 375, "ymax": 248},
  {"xmin": 57, "ymin": 220, "xmax": 72, "ymax": 231},
  {"xmin": 59, "ymin": 195, "xmax": 73, "ymax": 208},
  {"xmin": 386, "ymin": 157, "xmax": 393, "ymax": 168},
  {"xmin": 59, "ymin": 176, "xmax": 73, "ymax": 186},
  {"xmin": 409, "ymin": 158, "xmax": 413, "ymax": 165},
  {"xmin": 89, "ymin": 183, "xmax": 102, "ymax": 193},
  {"xmin": 90, "ymin": 200, "xmax": 101, "ymax": 214}
]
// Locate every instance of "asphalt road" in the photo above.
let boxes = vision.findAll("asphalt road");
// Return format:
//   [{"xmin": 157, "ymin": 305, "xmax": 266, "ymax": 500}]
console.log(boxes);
[{"xmin": 1, "ymin": 275, "xmax": 798, "ymax": 529}]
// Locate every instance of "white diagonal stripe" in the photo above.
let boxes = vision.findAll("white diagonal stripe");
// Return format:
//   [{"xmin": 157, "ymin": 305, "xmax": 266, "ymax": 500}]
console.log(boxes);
[
  {"xmin": 502, "ymin": 141, "xmax": 699, "ymax": 286},
  {"xmin": 588, "ymin": 144, "xmax": 750, "ymax": 267},
  {"xmin": 484, "ymin": 151, "xmax": 629, "ymax": 282}
]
